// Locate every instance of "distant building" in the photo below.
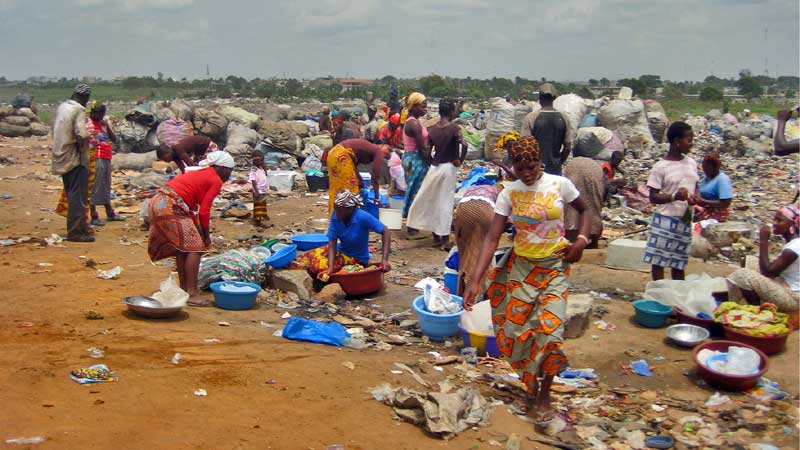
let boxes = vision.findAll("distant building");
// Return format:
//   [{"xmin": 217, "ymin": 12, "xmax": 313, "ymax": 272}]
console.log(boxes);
[{"xmin": 337, "ymin": 78, "xmax": 373, "ymax": 92}]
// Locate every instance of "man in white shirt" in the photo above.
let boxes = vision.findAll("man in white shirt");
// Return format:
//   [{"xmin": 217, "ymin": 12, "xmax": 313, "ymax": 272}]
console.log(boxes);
[{"xmin": 52, "ymin": 84, "xmax": 93, "ymax": 242}]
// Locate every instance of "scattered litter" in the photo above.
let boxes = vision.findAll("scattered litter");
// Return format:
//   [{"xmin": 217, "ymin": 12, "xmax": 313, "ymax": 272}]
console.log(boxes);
[
  {"xmin": 5, "ymin": 437, "xmax": 46, "ymax": 445},
  {"xmin": 217, "ymin": 321, "xmax": 230, "ymax": 326},
  {"xmin": 281, "ymin": 317, "xmax": 349, "ymax": 346},
  {"xmin": 746, "ymin": 378, "xmax": 789, "ymax": 402},
  {"xmin": 259, "ymin": 321, "xmax": 274, "ymax": 328},
  {"xmin": 203, "ymin": 338, "xmax": 221, "ymax": 343},
  {"xmin": 705, "ymin": 392, "xmax": 732, "ymax": 407},
  {"xmin": 86, "ymin": 347, "xmax": 105, "ymax": 359},
  {"xmin": 369, "ymin": 384, "xmax": 492, "ymax": 439},
  {"xmin": 0, "ymin": 239, "xmax": 15, "ymax": 246},
  {"xmin": 84, "ymin": 310, "xmax": 104, "ymax": 320},
  {"xmin": 342, "ymin": 361, "xmax": 355, "ymax": 370},
  {"xmin": 45, "ymin": 234, "xmax": 63, "ymax": 246},
  {"xmin": 96, "ymin": 266, "xmax": 123, "ymax": 279},
  {"xmin": 37, "ymin": 262, "xmax": 53, "ymax": 267},
  {"xmin": 594, "ymin": 320, "xmax": 616, "ymax": 331},
  {"xmin": 171, "ymin": 353, "xmax": 181, "ymax": 365},
  {"xmin": 630, "ymin": 359, "xmax": 652, "ymax": 377},
  {"xmin": 560, "ymin": 368, "xmax": 597, "ymax": 379},
  {"xmin": 194, "ymin": 388, "xmax": 208, "ymax": 397},
  {"xmin": 390, "ymin": 370, "xmax": 404, "ymax": 375},
  {"xmin": 281, "ymin": 312, "xmax": 292, "ymax": 319},
  {"xmin": 70, "ymin": 364, "xmax": 116, "ymax": 384}
]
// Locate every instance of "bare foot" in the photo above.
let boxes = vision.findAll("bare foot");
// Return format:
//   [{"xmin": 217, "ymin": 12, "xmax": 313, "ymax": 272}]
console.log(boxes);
[{"xmin": 187, "ymin": 294, "xmax": 213, "ymax": 307}]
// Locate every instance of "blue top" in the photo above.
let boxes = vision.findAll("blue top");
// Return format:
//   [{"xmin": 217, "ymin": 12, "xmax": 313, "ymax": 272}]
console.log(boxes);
[
  {"xmin": 699, "ymin": 172, "xmax": 733, "ymax": 201},
  {"xmin": 328, "ymin": 209, "xmax": 385, "ymax": 264}
]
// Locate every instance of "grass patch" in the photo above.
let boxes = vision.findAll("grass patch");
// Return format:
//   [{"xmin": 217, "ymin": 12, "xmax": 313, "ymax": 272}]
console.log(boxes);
[
  {"xmin": 0, "ymin": 86, "xmax": 191, "ymax": 104},
  {"xmin": 659, "ymin": 98, "xmax": 795, "ymax": 121}
]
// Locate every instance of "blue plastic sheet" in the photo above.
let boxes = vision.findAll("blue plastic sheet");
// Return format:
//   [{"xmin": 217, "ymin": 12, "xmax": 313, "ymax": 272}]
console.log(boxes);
[
  {"xmin": 459, "ymin": 167, "xmax": 496, "ymax": 190},
  {"xmin": 631, "ymin": 359, "xmax": 652, "ymax": 377},
  {"xmin": 282, "ymin": 317, "xmax": 350, "ymax": 346}
]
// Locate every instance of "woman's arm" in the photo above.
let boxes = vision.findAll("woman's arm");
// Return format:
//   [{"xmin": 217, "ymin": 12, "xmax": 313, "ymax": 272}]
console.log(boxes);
[
  {"xmin": 649, "ymin": 187, "xmax": 688, "ymax": 205},
  {"xmin": 462, "ymin": 214, "xmax": 507, "ymax": 309},
  {"xmin": 562, "ymin": 198, "xmax": 589, "ymax": 262},
  {"xmin": 379, "ymin": 228, "xmax": 392, "ymax": 272},
  {"xmin": 104, "ymin": 119, "xmax": 117, "ymax": 143},
  {"xmin": 323, "ymin": 238, "xmax": 338, "ymax": 279},
  {"xmin": 774, "ymin": 110, "xmax": 800, "ymax": 156},
  {"xmin": 758, "ymin": 226, "xmax": 798, "ymax": 277}
]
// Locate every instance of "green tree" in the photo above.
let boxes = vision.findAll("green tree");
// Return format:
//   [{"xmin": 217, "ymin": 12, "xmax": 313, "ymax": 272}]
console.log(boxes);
[
  {"xmin": 662, "ymin": 83, "xmax": 683, "ymax": 100},
  {"xmin": 420, "ymin": 74, "xmax": 448, "ymax": 95},
  {"xmin": 588, "ymin": 79, "xmax": 599, "ymax": 87},
  {"xmin": 618, "ymin": 78, "xmax": 647, "ymax": 97},
  {"xmin": 736, "ymin": 76, "xmax": 762, "ymax": 99},
  {"xmin": 600, "ymin": 77, "xmax": 610, "ymax": 87},
  {"xmin": 699, "ymin": 86, "xmax": 723, "ymax": 101},
  {"xmin": 576, "ymin": 86, "xmax": 595, "ymax": 99}
]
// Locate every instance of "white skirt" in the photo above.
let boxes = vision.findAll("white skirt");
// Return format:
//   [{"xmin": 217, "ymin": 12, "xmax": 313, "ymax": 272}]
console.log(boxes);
[{"xmin": 406, "ymin": 163, "xmax": 458, "ymax": 236}]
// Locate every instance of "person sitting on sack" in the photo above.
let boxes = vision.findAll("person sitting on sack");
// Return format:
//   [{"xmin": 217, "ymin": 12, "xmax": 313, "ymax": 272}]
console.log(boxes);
[{"xmin": 157, "ymin": 135, "xmax": 218, "ymax": 173}]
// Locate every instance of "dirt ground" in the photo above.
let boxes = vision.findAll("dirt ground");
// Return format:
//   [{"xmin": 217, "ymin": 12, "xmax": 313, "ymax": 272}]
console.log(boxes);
[{"xmin": 0, "ymin": 137, "xmax": 797, "ymax": 449}]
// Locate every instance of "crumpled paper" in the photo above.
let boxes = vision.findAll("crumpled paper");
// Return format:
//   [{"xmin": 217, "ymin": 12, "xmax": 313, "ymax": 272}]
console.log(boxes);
[{"xmin": 370, "ymin": 384, "xmax": 492, "ymax": 439}]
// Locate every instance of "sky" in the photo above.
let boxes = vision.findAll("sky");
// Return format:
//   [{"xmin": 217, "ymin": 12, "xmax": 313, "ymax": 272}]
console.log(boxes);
[{"xmin": 1, "ymin": 0, "xmax": 798, "ymax": 82}]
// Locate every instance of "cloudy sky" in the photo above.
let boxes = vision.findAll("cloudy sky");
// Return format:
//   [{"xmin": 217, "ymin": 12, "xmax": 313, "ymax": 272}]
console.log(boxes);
[{"xmin": 1, "ymin": 0, "xmax": 798, "ymax": 82}]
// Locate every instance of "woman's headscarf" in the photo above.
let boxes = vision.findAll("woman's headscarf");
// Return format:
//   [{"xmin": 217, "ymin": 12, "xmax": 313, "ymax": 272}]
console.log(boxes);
[
  {"xmin": 495, "ymin": 131, "xmax": 520, "ymax": 150},
  {"xmin": 389, "ymin": 113, "xmax": 400, "ymax": 126},
  {"xmin": 87, "ymin": 100, "xmax": 105, "ymax": 114},
  {"xmin": 334, "ymin": 190, "xmax": 363, "ymax": 208},
  {"xmin": 200, "ymin": 150, "xmax": 235, "ymax": 169},
  {"xmin": 703, "ymin": 152, "xmax": 721, "ymax": 170},
  {"xmin": 508, "ymin": 136, "xmax": 541, "ymax": 164},
  {"xmin": 779, "ymin": 204, "xmax": 800, "ymax": 235},
  {"xmin": 404, "ymin": 92, "xmax": 426, "ymax": 110},
  {"xmin": 400, "ymin": 92, "xmax": 426, "ymax": 125}
]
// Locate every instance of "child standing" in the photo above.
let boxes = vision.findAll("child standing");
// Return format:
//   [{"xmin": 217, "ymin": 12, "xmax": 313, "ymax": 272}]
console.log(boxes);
[
  {"xmin": 249, "ymin": 149, "xmax": 269, "ymax": 227},
  {"xmin": 88, "ymin": 101, "xmax": 125, "ymax": 226}
]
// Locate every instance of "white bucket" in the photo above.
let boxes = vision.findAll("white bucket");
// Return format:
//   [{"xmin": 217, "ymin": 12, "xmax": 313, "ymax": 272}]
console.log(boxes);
[
  {"xmin": 388, "ymin": 195, "xmax": 404, "ymax": 210},
  {"xmin": 379, "ymin": 208, "xmax": 403, "ymax": 230}
]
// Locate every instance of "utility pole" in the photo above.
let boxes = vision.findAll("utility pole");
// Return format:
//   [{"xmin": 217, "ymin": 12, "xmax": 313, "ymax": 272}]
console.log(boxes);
[{"xmin": 206, "ymin": 64, "xmax": 210, "ymax": 79}]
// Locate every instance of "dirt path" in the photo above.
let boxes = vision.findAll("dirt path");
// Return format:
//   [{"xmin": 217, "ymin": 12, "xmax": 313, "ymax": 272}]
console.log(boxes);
[{"xmin": 0, "ymin": 137, "xmax": 797, "ymax": 449}]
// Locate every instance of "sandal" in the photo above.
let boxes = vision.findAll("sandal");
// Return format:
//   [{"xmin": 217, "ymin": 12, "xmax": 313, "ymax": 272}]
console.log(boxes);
[
  {"xmin": 107, "ymin": 215, "xmax": 127, "ymax": 222},
  {"xmin": 187, "ymin": 297, "xmax": 214, "ymax": 307}
]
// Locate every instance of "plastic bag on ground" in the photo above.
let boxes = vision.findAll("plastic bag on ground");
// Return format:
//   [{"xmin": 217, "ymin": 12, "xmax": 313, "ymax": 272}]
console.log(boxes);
[
  {"xmin": 151, "ymin": 272, "xmax": 189, "ymax": 307},
  {"xmin": 219, "ymin": 106, "xmax": 260, "ymax": 129},
  {"xmin": 643, "ymin": 274, "xmax": 724, "ymax": 316},
  {"xmin": 282, "ymin": 317, "xmax": 350, "ymax": 346}
]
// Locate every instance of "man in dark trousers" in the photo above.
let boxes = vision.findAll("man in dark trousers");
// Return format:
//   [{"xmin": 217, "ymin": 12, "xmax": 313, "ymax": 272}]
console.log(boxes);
[
  {"xmin": 521, "ymin": 83, "xmax": 574, "ymax": 175},
  {"xmin": 51, "ymin": 84, "xmax": 93, "ymax": 242}
]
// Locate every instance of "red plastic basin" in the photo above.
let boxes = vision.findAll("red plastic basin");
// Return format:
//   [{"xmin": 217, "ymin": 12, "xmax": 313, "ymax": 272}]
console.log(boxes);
[
  {"xmin": 329, "ymin": 265, "xmax": 384, "ymax": 296},
  {"xmin": 692, "ymin": 340, "xmax": 768, "ymax": 391},
  {"xmin": 722, "ymin": 326, "xmax": 790, "ymax": 356}
]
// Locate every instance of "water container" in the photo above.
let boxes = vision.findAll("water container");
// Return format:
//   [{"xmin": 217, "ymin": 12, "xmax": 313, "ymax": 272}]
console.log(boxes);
[{"xmin": 443, "ymin": 268, "xmax": 459, "ymax": 293}]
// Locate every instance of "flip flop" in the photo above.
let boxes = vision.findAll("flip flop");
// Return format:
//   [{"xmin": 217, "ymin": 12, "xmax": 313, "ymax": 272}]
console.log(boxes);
[{"xmin": 187, "ymin": 297, "xmax": 213, "ymax": 307}]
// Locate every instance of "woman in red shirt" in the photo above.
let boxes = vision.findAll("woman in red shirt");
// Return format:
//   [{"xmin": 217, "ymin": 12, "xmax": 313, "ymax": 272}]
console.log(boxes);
[
  {"xmin": 148, "ymin": 151, "xmax": 234, "ymax": 305},
  {"xmin": 87, "ymin": 102, "xmax": 124, "ymax": 225}
]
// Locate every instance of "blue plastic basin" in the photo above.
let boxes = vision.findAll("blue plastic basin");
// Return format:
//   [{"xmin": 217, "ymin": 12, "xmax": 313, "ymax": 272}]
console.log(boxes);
[
  {"xmin": 412, "ymin": 295, "xmax": 463, "ymax": 341},
  {"xmin": 632, "ymin": 299, "xmax": 673, "ymax": 328},
  {"xmin": 209, "ymin": 281, "xmax": 261, "ymax": 310},
  {"xmin": 291, "ymin": 234, "xmax": 329, "ymax": 251},
  {"xmin": 265, "ymin": 244, "xmax": 297, "ymax": 269}
]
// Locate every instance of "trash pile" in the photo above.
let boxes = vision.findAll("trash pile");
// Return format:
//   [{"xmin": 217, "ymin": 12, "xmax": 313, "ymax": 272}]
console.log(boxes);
[{"xmin": 0, "ymin": 103, "xmax": 50, "ymax": 137}]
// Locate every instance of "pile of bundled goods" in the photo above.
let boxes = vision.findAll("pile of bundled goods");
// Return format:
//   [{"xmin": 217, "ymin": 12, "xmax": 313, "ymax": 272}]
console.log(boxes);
[{"xmin": 0, "ymin": 99, "xmax": 50, "ymax": 137}]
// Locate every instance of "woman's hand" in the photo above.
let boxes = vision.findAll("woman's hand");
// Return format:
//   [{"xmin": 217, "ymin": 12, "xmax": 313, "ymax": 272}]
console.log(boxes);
[
  {"xmin": 452, "ymin": 159, "xmax": 462, "ymax": 168},
  {"xmin": 759, "ymin": 224, "xmax": 771, "ymax": 243},
  {"xmin": 379, "ymin": 261, "xmax": 392, "ymax": 273},
  {"xmin": 317, "ymin": 270, "xmax": 333, "ymax": 282},
  {"xmin": 674, "ymin": 188, "xmax": 690, "ymax": 202},
  {"xmin": 556, "ymin": 240, "xmax": 586, "ymax": 263},
  {"xmin": 462, "ymin": 281, "xmax": 480, "ymax": 311}
]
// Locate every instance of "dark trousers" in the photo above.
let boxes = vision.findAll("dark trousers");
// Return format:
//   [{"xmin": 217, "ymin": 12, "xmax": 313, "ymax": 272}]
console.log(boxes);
[{"xmin": 62, "ymin": 165, "xmax": 89, "ymax": 238}]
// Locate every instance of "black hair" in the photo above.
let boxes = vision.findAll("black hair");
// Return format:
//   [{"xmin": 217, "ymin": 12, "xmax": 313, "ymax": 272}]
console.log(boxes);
[
  {"xmin": 539, "ymin": 93, "xmax": 554, "ymax": 104},
  {"xmin": 439, "ymin": 98, "xmax": 456, "ymax": 117},
  {"xmin": 367, "ymin": 107, "xmax": 376, "ymax": 120},
  {"xmin": 156, "ymin": 144, "xmax": 172, "ymax": 158},
  {"xmin": 666, "ymin": 121, "xmax": 692, "ymax": 144},
  {"xmin": 340, "ymin": 110, "xmax": 351, "ymax": 121},
  {"xmin": 610, "ymin": 151, "xmax": 624, "ymax": 162}
]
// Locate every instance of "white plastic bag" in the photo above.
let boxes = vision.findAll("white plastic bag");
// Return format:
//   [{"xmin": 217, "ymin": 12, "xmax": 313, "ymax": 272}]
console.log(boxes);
[
  {"xmin": 151, "ymin": 272, "xmax": 189, "ymax": 307},
  {"xmin": 643, "ymin": 273, "xmax": 723, "ymax": 316},
  {"xmin": 424, "ymin": 284, "xmax": 461, "ymax": 314}
]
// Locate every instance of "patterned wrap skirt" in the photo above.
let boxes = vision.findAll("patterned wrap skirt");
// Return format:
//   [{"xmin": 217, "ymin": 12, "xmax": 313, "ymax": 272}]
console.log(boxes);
[
  {"xmin": 147, "ymin": 187, "xmax": 206, "ymax": 261},
  {"xmin": 485, "ymin": 252, "xmax": 570, "ymax": 394}
]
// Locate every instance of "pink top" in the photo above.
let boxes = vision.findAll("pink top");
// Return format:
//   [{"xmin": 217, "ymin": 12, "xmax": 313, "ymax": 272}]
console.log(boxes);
[
  {"xmin": 402, "ymin": 117, "xmax": 428, "ymax": 152},
  {"xmin": 646, "ymin": 156, "xmax": 699, "ymax": 217}
]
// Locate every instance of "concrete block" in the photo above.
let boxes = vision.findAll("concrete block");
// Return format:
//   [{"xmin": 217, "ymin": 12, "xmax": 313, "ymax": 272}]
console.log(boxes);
[
  {"xmin": 270, "ymin": 270, "xmax": 313, "ymax": 299},
  {"xmin": 605, "ymin": 238, "xmax": 650, "ymax": 272},
  {"xmin": 565, "ymin": 293, "xmax": 594, "ymax": 339}
]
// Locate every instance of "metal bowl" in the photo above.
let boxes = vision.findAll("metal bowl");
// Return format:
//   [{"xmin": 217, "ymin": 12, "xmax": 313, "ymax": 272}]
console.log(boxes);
[
  {"xmin": 123, "ymin": 296, "xmax": 183, "ymax": 319},
  {"xmin": 666, "ymin": 324, "xmax": 710, "ymax": 347}
]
